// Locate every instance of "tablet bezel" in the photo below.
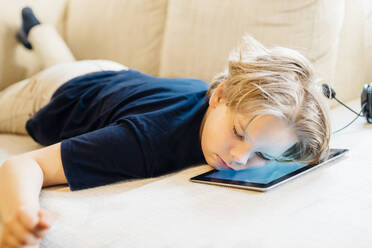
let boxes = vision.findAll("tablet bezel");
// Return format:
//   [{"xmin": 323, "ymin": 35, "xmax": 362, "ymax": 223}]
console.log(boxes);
[{"xmin": 190, "ymin": 148, "xmax": 349, "ymax": 192}]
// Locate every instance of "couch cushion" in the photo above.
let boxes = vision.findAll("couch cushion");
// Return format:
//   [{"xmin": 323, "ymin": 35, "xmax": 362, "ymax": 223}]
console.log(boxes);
[
  {"xmin": 365, "ymin": 1, "xmax": 372, "ymax": 84},
  {"xmin": 1, "ymin": 99, "xmax": 372, "ymax": 248},
  {"xmin": 160, "ymin": 0, "xmax": 344, "ymax": 87},
  {"xmin": 65, "ymin": 0, "xmax": 168, "ymax": 76},
  {"xmin": 333, "ymin": 0, "xmax": 370, "ymax": 102}
]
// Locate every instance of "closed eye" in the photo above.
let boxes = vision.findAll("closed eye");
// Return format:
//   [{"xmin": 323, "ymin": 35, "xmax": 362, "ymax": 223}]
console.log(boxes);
[
  {"xmin": 233, "ymin": 125, "xmax": 272, "ymax": 162},
  {"xmin": 233, "ymin": 126, "xmax": 244, "ymax": 139},
  {"xmin": 255, "ymin": 152, "xmax": 272, "ymax": 161}
]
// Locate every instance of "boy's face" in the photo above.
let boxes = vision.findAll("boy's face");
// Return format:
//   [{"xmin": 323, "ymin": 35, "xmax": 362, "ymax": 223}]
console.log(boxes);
[{"xmin": 200, "ymin": 82, "xmax": 298, "ymax": 171}]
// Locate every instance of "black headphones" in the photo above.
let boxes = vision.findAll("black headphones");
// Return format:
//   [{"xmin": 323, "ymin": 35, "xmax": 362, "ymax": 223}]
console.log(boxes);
[
  {"xmin": 322, "ymin": 83, "xmax": 372, "ymax": 133},
  {"xmin": 361, "ymin": 84, "xmax": 372, "ymax": 123}
]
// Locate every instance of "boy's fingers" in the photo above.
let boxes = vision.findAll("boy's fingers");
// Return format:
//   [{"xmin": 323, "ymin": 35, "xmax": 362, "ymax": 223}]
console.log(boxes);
[
  {"xmin": 33, "ymin": 228, "xmax": 50, "ymax": 239},
  {"xmin": 36, "ymin": 210, "xmax": 50, "ymax": 228},
  {"xmin": 4, "ymin": 232, "xmax": 22, "ymax": 248},
  {"xmin": 8, "ymin": 218, "xmax": 40, "ymax": 245},
  {"xmin": 33, "ymin": 223, "xmax": 49, "ymax": 238},
  {"xmin": 17, "ymin": 207, "xmax": 38, "ymax": 231},
  {"xmin": 31, "ymin": 209, "xmax": 55, "ymax": 238}
]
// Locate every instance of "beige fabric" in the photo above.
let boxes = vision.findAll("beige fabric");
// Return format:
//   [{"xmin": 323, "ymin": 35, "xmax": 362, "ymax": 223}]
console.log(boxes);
[
  {"xmin": 0, "ymin": 0, "xmax": 68, "ymax": 91},
  {"xmin": 366, "ymin": 1, "xmax": 372, "ymax": 84},
  {"xmin": 333, "ymin": 0, "xmax": 372, "ymax": 102},
  {"xmin": 65, "ymin": 0, "xmax": 168, "ymax": 76},
  {"xmin": 1, "ymin": 0, "xmax": 370, "ymax": 102},
  {"xmin": 160, "ymin": 0, "xmax": 344, "ymax": 88}
]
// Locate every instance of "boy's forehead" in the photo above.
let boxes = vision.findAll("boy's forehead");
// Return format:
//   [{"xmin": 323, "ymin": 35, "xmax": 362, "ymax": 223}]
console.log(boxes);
[{"xmin": 233, "ymin": 112, "xmax": 258, "ymax": 129}]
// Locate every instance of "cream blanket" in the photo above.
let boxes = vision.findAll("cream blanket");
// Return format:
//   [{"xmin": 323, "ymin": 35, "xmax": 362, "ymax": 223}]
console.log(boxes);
[{"xmin": 0, "ymin": 99, "xmax": 371, "ymax": 248}]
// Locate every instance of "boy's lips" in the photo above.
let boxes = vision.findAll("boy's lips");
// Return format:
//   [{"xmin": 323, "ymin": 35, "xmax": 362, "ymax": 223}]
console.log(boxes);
[{"xmin": 215, "ymin": 154, "xmax": 231, "ymax": 170}]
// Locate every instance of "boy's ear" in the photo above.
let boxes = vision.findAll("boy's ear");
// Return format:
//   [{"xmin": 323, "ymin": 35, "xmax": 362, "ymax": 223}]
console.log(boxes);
[{"xmin": 209, "ymin": 82, "xmax": 226, "ymax": 108}]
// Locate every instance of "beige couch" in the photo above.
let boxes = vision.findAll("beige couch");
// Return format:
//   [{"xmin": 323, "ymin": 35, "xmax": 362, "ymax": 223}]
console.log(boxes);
[{"xmin": 1, "ymin": 0, "xmax": 372, "ymax": 247}]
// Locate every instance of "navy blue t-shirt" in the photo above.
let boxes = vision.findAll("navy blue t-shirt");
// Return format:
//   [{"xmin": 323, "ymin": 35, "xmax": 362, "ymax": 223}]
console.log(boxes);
[{"xmin": 26, "ymin": 69, "xmax": 209, "ymax": 191}]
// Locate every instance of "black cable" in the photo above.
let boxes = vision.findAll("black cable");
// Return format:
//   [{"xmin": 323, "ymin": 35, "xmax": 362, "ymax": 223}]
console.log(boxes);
[
  {"xmin": 334, "ymin": 97, "xmax": 364, "ymax": 116},
  {"xmin": 332, "ymin": 103, "xmax": 367, "ymax": 134}
]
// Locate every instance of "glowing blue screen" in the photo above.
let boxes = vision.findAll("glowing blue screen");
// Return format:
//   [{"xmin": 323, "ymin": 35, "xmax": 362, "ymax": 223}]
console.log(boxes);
[{"xmin": 205, "ymin": 161, "xmax": 306, "ymax": 184}]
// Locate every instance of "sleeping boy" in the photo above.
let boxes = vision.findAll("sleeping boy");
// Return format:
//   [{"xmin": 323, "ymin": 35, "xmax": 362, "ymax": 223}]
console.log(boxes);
[{"xmin": 0, "ymin": 7, "xmax": 330, "ymax": 248}]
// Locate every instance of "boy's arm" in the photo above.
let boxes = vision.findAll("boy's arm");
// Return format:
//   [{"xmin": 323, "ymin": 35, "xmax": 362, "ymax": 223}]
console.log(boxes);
[
  {"xmin": 0, "ymin": 142, "xmax": 66, "ymax": 247},
  {"xmin": 0, "ymin": 142, "xmax": 67, "ymax": 220}
]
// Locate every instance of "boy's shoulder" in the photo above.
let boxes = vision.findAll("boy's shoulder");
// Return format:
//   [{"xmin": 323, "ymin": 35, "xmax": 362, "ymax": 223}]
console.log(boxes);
[{"xmin": 128, "ymin": 69, "xmax": 210, "ymax": 93}]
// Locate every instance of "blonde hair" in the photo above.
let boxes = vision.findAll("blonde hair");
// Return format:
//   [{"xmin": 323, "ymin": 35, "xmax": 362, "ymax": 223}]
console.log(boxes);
[{"xmin": 207, "ymin": 35, "xmax": 331, "ymax": 165}]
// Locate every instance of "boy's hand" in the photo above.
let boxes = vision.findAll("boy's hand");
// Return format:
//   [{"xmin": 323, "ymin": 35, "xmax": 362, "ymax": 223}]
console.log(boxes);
[{"xmin": 1, "ymin": 206, "xmax": 55, "ymax": 248}]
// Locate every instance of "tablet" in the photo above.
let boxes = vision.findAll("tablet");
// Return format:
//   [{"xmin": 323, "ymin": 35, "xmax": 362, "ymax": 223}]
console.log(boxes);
[{"xmin": 190, "ymin": 148, "xmax": 348, "ymax": 192}]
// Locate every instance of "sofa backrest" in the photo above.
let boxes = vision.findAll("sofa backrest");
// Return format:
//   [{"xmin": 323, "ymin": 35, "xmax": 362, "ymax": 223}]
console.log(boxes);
[
  {"xmin": 0, "ymin": 0, "xmax": 371, "ymax": 103},
  {"xmin": 65, "ymin": 0, "xmax": 168, "ymax": 77},
  {"xmin": 159, "ymin": 0, "xmax": 344, "ymax": 91}
]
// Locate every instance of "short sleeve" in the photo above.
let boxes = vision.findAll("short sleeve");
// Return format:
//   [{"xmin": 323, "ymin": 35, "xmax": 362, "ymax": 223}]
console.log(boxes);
[{"xmin": 60, "ymin": 123, "xmax": 148, "ymax": 191}]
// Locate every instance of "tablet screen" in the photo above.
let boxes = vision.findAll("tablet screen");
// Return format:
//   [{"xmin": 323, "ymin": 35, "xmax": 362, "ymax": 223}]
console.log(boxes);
[
  {"xmin": 205, "ymin": 160, "xmax": 304, "ymax": 184},
  {"xmin": 191, "ymin": 148, "xmax": 348, "ymax": 190}
]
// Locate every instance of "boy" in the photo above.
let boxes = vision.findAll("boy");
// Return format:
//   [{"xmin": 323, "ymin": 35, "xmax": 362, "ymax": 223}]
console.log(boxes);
[{"xmin": 0, "ymin": 7, "xmax": 330, "ymax": 248}]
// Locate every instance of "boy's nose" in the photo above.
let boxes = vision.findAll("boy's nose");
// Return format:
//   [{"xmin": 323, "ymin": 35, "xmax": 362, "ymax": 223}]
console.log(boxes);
[{"xmin": 229, "ymin": 144, "xmax": 253, "ymax": 167}]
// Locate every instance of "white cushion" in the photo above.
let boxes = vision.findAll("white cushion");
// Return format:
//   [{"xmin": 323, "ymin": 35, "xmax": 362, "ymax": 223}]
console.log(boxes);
[
  {"xmin": 365, "ymin": 0, "xmax": 372, "ymax": 84},
  {"xmin": 333, "ymin": 0, "xmax": 370, "ymax": 102},
  {"xmin": 159, "ymin": 0, "xmax": 344, "ymax": 88},
  {"xmin": 65, "ymin": 0, "xmax": 168, "ymax": 76},
  {"xmin": 1, "ymin": 100, "xmax": 372, "ymax": 248}
]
